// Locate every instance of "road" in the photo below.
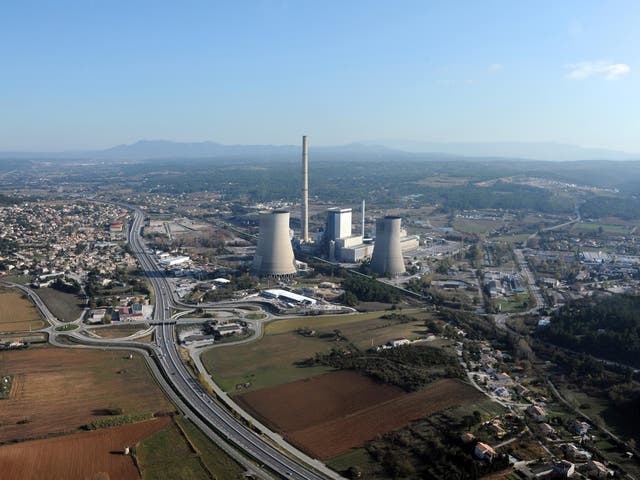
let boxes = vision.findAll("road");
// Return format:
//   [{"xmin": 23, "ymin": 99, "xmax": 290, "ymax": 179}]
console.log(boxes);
[{"xmin": 127, "ymin": 208, "xmax": 337, "ymax": 480}]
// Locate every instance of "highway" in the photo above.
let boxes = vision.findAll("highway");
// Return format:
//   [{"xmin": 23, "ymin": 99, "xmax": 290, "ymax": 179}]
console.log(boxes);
[{"xmin": 127, "ymin": 208, "xmax": 332, "ymax": 480}]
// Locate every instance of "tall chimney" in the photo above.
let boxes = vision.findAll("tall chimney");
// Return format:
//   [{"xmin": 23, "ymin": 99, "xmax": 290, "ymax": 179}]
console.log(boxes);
[
  {"xmin": 302, "ymin": 135, "xmax": 309, "ymax": 242},
  {"xmin": 361, "ymin": 199, "xmax": 366, "ymax": 237}
]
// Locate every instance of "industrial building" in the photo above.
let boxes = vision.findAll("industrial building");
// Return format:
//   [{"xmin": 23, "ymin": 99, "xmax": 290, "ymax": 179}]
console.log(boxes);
[
  {"xmin": 370, "ymin": 216, "xmax": 406, "ymax": 275},
  {"xmin": 325, "ymin": 207, "xmax": 373, "ymax": 262},
  {"xmin": 251, "ymin": 210, "xmax": 298, "ymax": 277}
]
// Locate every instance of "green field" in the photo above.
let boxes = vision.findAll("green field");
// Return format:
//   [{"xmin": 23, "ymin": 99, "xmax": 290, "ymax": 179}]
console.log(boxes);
[
  {"xmin": 453, "ymin": 218, "xmax": 503, "ymax": 235},
  {"xmin": 497, "ymin": 293, "xmax": 531, "ymax": 313},
  {"xmin": 202, "ymin": 309, "xmax": 438, "ymax": 393},
  {"xmin": 137, "ymin": 416, "xmax": 245, "ymax": 480},
  {"xmin": 572, "ymin": 222, "xmax": 628, "ymax": 234},
  {"xmin": 491, "ymin": 233, "xmax": 531, "ymax": 244}
]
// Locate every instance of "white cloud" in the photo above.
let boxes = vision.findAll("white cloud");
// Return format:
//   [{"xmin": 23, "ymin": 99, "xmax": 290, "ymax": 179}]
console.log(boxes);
[
  {"xmin": 488, "ymin": 63, "xmax": 504, "ymax": 72},
  {"xmin": 565, "ymin": 61, "xmax": 631, "ymax": 80}
]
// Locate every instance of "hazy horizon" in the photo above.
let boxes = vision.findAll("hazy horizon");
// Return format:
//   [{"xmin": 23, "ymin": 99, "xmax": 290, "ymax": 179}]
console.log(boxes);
[{"xmin": 2, "ymin": 1, "xmax": 639, "ymax": 152}]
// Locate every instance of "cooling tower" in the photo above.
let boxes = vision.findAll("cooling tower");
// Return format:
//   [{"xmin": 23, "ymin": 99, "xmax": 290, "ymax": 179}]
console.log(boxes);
[
  {"xmin": 251, "ymin": 210, "xmax": 297, "ymax": 277},
  {"xmin": 370, "ymin": 216, "xmax": 406, "ymax": 276}
]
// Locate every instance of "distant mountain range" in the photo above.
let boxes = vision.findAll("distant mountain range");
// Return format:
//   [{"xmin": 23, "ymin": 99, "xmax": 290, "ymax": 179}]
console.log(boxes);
[{"xmin": 0, "ymin": 139, "xmax": 637, "ymax": 162}]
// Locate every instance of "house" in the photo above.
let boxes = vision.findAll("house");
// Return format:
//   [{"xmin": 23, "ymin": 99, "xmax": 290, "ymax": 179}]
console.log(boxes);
[
  {"xmin": 493, "ymin": 387, "xmax": 511, "ymax": 399},
  {"xmin": 553, "ymin": 460, "xmax": 575, "ymax": 477},
  {"xmin": 474, "ymin": 442, "xmax": 497, "ymax": 461},
  {"xmin": 495, "ymin": 372, "xmax": 512, "ymax": 385},
  {"xmin": 389, "ymin": 338, "xmax": 411, "ymax": 347},
  {"xmin": 460, "ymin": 432, "xmax": 476, "ymax": 444},
  {"xmin": 588, "ymin": 460, "xmax": 613, "ymax": 478},
  {"xmin": 488, "ymin": 419, "xmax": 507, "ymax": 439},
  {"xmin": 515, "ymin": 384, "xmax": 530, "ymax": 396},
  {"xmin": 568, "ymin": 419, "xmax": 590, "ymax": 436},
  {"xmin": 539, "ymin": 423, "xmax": 557, "ymax": 438},
  {"xmin": 526, "ymin": 405, "xmax": 547, "ymax": 422},
  {"xmin": 562, "ymin": 443, "xmax": 592, "ymax": 461}
]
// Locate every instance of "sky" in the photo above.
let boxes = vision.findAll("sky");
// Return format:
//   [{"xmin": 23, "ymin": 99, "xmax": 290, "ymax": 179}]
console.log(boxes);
[{"xmin": 1, "ymin": 1, "xmax": 639, "ymax": 152}]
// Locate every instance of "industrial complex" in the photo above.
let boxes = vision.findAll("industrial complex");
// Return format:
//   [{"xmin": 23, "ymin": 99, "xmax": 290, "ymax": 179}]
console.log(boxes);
[{"xmin": 250, "ymin": 136, "xmax": 419, "ymax": 278}]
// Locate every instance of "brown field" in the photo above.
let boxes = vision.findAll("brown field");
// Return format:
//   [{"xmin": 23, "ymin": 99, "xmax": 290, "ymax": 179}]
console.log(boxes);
[
  {"xmin": 236, "ymin": 372, "xmax": 482, "ymax": 459},
  {"xmin": 0, "ymin": 291, "xmax": 45, "ymax": 331},
  {"xmin": 91, "ymin": 324, "xmax": 149, "ymax": 339},
  {"xmin": 0, "ymin": 417, "xmax": 171, "ymax": 480},
  {"xmin": 0, "ymin": 348, "xmax": 173, "ymax": 443}
]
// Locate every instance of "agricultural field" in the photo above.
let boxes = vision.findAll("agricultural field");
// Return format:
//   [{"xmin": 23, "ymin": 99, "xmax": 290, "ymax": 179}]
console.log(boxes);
[
  {"xmin": 202, "ymin": 309, "xmax": 434, "ymax": 392},
  {"xmin": 571, "ymin": 222, "xmax": 629, "ymax": 234},
  {"xmin": 453, "ymin": 218, "xmax": 503, "ymax": 235},
  {"xmin": 0, "ymin": 417, "xmax": 171, "ymax": 480},
  {"xmin": 137, "ymin": 416, "xmax": 245, "ymax": 480},
  {"xmin": 35, "ymin": 288, "xmax": 85, "ymax": 322},
  {"xmin": 236, "ymin": 373, "xmax": 482, "ymax": 459},
  {"xmin": 0, "ymin": 291, "xmax": 45, "ymax": 332},
  {"xmin": 0, "ymin": 347, "xmax": 173, "ymax": 442}
]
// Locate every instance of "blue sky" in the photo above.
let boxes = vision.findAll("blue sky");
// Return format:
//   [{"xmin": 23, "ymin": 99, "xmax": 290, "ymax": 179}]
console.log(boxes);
[{"xmin": 1, "ymin": 1, "xmax": 639, "ymax": 151}]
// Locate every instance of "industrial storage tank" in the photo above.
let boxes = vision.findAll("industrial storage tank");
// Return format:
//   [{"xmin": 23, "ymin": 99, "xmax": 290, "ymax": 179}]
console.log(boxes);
[
  {"xmin": 251, "ymin": 210, "xmax": 297, "ymax": 277},
  {"xmin": 370, "ymin": 216, "xmax": 406, "ymax": 276}
]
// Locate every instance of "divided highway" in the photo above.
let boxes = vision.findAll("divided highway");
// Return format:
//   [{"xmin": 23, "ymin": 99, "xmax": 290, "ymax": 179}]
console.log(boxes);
[{"xmin": 128, "ymin": 209, "xmax": 332, "ymax": 480}]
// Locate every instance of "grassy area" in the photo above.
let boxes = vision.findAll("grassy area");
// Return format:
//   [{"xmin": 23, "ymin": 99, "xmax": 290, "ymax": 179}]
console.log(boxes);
[
  {"xmin": 572, "ymin": 222, "xmax": 628, "ymax": 234},
  {"xmin": 0, "ymin": 374, "xmax": 13, "ymax": 399},
  {"xmin": 137, "ymin": 417, "xmax": 244, "ymax": 480},
  {"xmin": 453, "ymin": 218, "xmax": 503, "ymax": 235},
  {"xmin": 137, "ymin": 422, "xmax": 210, "ymax": 480},
  {"xmin": 202, "ymin": 331, "xmax": 334, "ymax": 392},
  {"xmin": 55, "ymin": 324, "xmax": 78, "ymax": 331},
  {"xmin": 91, "ymin": 323, "xmax": 148, "ymax": 338},
  {"xmin": 326, "ymin": 448, "xmax": 378, "ymax": 474},
  {"xmin": 36, "ymin": 288, "xmax": 84, "ymax": 322},
  {"xmin": 203, "ymin": 309, "xmax": 440, "ymax": 393},
  {"xmin": 491, "ymin": 233, "xmax": 531, "ymax": 244},
  {"xmin": 245, "ymin": 312, "xmax": 266, "ymax": 320},
  {"xmin": 176, "ymin": 416, "xmax": 245, "ymax": 479},
  {"xmin": 497, "ymin": 293, "xmax": 531, "ymax": 313}
]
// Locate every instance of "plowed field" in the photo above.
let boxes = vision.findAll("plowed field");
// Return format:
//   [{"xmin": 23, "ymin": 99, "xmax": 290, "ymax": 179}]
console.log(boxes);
[
  {"xmin": 237, "ymin": 372, "xmax": 482, "ymax": 459},
  {"xmin": 0, "ymin": 417, "xmax": 171, "ymax": 480},
  {"xmin": 0, "ymin": 291, "xmax": 45, "ymax": 331},
  {"xmin": 0, "ymin": 348, "xmax": 172, "ymax": 442}
]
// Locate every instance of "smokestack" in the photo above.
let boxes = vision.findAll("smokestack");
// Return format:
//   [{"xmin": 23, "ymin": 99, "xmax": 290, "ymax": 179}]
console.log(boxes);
[
  {"xmin": 361, "ymin": 200, "xmax": 366, "ymax": 237},
  {"xmin": 302, "ymin": 135, "xmax": 309, "ymax": 242}
]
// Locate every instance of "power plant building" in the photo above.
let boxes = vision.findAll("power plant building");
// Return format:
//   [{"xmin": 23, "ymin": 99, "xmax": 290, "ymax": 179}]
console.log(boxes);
[
  {"xmin": 251, "ymin": 210, "xmax": 297, "ymax": 277},
  {"xmin": 325, "ymin": 207, "xmax": 373, "ymax": 262},
  {"xmin": 370, "ymin": 216, "xmax": 406, "ymax": 276}
]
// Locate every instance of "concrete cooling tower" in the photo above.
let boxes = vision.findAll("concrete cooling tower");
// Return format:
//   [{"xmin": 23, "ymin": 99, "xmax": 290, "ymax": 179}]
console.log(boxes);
[
  {"xmin": 370, "ymin": 216, "xmax": 406, "ymax": 276},
  {"xmin": 251, "ymin": 210, "xmax": 297, "ymax": 277}
]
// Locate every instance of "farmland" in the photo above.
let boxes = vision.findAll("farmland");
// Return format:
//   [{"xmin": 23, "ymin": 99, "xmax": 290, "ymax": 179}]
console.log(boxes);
[
  {"xmin": 236, "ymin": 373, "xmax": 482, "ymax": 459},
  {"xmin": 0, "ymin": 348, "xmax": 173, "ymax": 442},
  {"xmin": 137, "ymin": 416, "xmax": 245, "ymax": 480},
  {"xmin": 35, "ymin": 288, "xmax": 84, "ymax": 322},
  {"xmin": 202, "ymin": 309, "xmax": 436, "ymax": 392},
  {"xmin": 0, "ymin": 417, "xmax": 171, "ymax": 480},
  {"xmin": 0, "ymin": 291, "xmax": 45, "ymax": 332}
]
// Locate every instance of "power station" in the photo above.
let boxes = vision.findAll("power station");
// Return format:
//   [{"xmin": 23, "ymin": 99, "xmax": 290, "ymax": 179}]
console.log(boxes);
[
  {"xmin": 251, "ymin": 210, "xmax": 297, "ymax": 277},
  {"xmin": 251, "ymin": 135, "xmax": 417, "ymax": 278},
  {"xmin": 370, "ymin": 216, "xmax": 406, "ymax": 276}
]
